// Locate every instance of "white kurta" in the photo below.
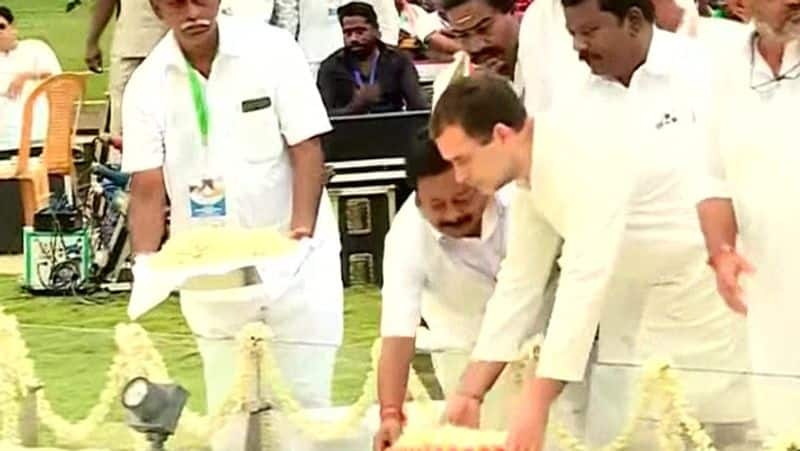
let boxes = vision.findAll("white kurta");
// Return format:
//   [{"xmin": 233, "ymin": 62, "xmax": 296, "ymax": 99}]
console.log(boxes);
[
  {"xmin": 564, "ymin": 31, "xmax": 751, "ymax": 434},
  {"xmin": 699, "ymin": 34, "xmax": 800, "ymax": 438},
  {"xmin": 517, "ymin": 0, "xmax": 752, "ymax": 426},
  {"xmin": 381, "ymin": 188, "xmax": 528, "ymax": 429}
]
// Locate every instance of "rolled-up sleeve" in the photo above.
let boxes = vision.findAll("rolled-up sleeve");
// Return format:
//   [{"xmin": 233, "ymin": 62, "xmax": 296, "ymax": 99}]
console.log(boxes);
[
  {"xmin": 471, "ymin": 188, "xmax": 560, "ymax": 362},
  {"xmin": 380, "ymin": 201, "xmax": 427, "ymax": 337},
  {"xmin": 120, "ymin": 67, "xmax": 166, "ymax": 173},
  {"xmin": 273, "ymin": 29, "xmax": 332, "ymax": 146},
  {"xmin": 532, "ymin": 113, "xmax": 633, "ymax": 382}
]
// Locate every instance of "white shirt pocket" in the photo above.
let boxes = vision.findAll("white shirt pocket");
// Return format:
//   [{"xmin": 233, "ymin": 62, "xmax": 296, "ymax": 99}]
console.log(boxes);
[{"xmin": 235, "ymin": 90, "xmax": 284, "ymax": 163}]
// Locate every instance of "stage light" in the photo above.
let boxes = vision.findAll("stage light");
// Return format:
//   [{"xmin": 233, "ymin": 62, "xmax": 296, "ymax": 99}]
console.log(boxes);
[{"xmin": 121, "ymin": 377, "xmax": 189, "ymax": 451}]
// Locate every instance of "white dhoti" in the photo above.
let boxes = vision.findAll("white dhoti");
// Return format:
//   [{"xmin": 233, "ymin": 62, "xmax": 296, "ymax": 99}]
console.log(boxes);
[
  {"xmin": 179, "ymin": 240, "xmax": 344, "ymax": 451},
  {"xmin": 587, "ymin": 237, "xmax": 752, "ymax": 447}
]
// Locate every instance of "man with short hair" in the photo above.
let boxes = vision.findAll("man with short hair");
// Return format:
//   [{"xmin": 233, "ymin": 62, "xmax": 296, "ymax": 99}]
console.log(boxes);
[
  {"xmin": 85, "ymin": 0, "xmax": 168, "ymax": 137},
  {"xmin": 441, "ymin": 0, "xmax": 520, "ymax": 77},
  {"xmin": 297, "ymin": 0, "xmax": 400, "ymax": 78},
  {"xmin": 0, "ymin": 5, "xmax": 62, "ymax": 155},
  {"xmin": 373, "ymin": 130, "xmax": 548, "ymax": 450},
  {"xmin": 697, "ymin": 0, "xmax": 800, "ymax": 439},
  {"xmin": 432, "ymin": 73, "xmax": 633, "ymax": 451},
  {"xmin": 317, "ymin": 1, "xmax": 428, "ymax": 115},
  {"xmin": 122, "ymin": 1, "xmax": 343, "ymax": 449}
]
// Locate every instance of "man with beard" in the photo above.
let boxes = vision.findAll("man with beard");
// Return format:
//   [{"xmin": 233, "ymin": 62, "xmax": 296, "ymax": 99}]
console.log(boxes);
[
  {"xmin": 697, "ymin": 0, "xmax": 800, "ymax": 440},
  {"xmin": 372, "ymin": 130, "xmax": 544, "ymax": 450},
  {"xmin": 122, "ymin": 1, "xmax": 344, "ymax": 449},
  {"xmin": 317, "ymin": 1, "xmax": 428, "ymax": 114}
]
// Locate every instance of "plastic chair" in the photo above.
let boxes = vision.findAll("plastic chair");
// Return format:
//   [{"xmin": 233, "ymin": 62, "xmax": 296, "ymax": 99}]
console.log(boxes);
[{"xmin": 0, "ymin": 73, "xmax": 87, "ymax": 225}]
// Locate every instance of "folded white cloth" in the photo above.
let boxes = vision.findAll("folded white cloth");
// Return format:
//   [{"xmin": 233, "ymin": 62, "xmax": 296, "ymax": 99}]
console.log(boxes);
[{"xmin": 128, "ymin": 238, "xmax": 315, "ymax": 320}]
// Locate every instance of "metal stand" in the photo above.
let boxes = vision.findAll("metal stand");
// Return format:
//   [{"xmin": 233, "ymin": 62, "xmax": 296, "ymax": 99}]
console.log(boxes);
[
  {"xmin": 145, "ymin": 432, "xmax": 168, "ymax": 451},
  {"xmin": 19, "ymin": 385, "xmax": 43, "ymax": 447}
]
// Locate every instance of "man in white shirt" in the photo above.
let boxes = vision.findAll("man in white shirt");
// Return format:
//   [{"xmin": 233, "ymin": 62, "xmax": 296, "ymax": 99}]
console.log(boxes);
[
  {"xmin": 85, "ymin": 0, "xmax": 168, "ymax": 136},
  {"xmin": 515, "ymin": 0, "xmax": 748, "ymax": 114},
  {"xmin": 373, "ymin": 130, "xmax": 546, "ymax": 450},
  {"xmin": 122, "ymin": 1, "xmax": 342, "ymax": 449},
  {"xmin": 697, "ymin": 0, "xmax": 800, "ymax": 439},
  {"xmin": 296, "ymin": 0, "xmax": 400, "ymax": 77},
  {"xmin": 0, "ymin": 6, "xmax": 62, "ymax": 154},
  {"xmin": 431, "ymin": 72, "xmax": 634, "ymax": 451},
  {"xmin": 480, "ymin": 0, "xmax": 749, "ymax": 447}
]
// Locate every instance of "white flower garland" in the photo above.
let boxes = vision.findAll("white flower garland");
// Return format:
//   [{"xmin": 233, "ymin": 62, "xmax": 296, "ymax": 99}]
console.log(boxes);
[{"xmin": 1, "ymin": 305, "xmax": 799, "ymax": 451}]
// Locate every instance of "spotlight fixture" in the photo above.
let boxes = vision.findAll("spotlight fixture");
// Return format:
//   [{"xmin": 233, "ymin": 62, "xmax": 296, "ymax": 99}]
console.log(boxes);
[{"xmin": 121, "ymin": 377, "xmax": 189, "ymax": 451}]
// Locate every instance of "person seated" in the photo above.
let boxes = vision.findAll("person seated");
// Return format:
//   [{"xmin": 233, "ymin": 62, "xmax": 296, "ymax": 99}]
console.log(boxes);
[
  {"xmin": 396, "ymin": 0, "xmax": 460, "ymax": 56},
  {"xmin": 317, "ymin": 1, "xmax": 429, "ymax": 115},
  {"xmin": 0, "ymin": 6, "xmax": 62, "ymax": 158}
]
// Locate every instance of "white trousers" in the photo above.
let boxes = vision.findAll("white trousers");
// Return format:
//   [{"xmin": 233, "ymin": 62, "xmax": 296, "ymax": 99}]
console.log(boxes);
[{"xmin": 180, "ymin": 279, "xmax": 340, "ymax": 450}]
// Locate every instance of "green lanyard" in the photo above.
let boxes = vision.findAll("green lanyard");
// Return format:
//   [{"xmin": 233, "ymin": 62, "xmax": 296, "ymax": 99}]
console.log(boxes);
[{"xmin": 185, "ymin": 61, "xmax": 210, "ymax": 148}]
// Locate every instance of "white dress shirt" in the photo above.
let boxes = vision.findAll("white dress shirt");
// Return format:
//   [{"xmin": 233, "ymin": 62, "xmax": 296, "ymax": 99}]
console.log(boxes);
[
  {"xmin": 121, "ymin": 17, "xmax": 342, "ymax": 345},
  {"xmin": 297, "ymin": 0, "xmax": 400, "ymax": 66},
  {"xmin": 0, "ymin": 39, "xmax": 62, "ymax": 151},
  {"xmin": 380, "ymin": 188, "xmax": 511, "ymax": 350},
  {"xmin": 470, "ymin": 112, "xmax": 635, "ymax": 381},
  {"xmin": 111, "ymin": 0, "xmax": 169, "ymax": 58}
]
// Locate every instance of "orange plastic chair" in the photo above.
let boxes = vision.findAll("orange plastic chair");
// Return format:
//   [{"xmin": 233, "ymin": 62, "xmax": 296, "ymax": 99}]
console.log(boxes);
[{"xmin": 0, "ymin": 73, "xmax": 87, "ymax": 226}]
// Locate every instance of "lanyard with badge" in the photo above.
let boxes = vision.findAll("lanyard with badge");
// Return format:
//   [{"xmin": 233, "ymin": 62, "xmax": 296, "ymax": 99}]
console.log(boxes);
[
  {"xmin": 186, "ymin": 61, "xmax": 227, "ymax": 225},
  {"xmin": 353, "ymin": 51, "xmax": 379, "ymax": 87}
]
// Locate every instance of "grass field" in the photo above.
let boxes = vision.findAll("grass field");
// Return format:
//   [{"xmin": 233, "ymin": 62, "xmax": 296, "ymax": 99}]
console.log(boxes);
[
  {"xmin": 6, "ymin": 0, "xmax": 113, "ymax": 100},
  {"xmin": 0, "ymin": 275, "xmax": 382, "ymax": 418}
]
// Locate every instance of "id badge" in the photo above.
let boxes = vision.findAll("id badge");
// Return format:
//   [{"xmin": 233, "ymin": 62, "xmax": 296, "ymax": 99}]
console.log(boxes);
[{"xmin": 189, "ymin": 176, "xmax": 227, "ymax": 220}]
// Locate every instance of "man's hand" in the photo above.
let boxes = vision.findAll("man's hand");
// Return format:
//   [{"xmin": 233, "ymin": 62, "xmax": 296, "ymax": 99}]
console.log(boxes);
[
  {"xmin": 352, "ymin": 84, "xmax": 382, "ymax": 111},
  {"xmin": 85, "ymin": 42, "xmax": 104, "ymax": 73},
  {"xmin": 505, "ymin": 378, "xmax": 562, "ymax": 451},
  {"xmin": 289, "ymin": 227, "xmax": 312, "ymax": 240},
  {"xmin": 6, "ymin": 73, "xmax": 30, "ymax": 99},
  {"xmin": 443, "ymin": 392, "xmax": 481, "ymax": 428},
  {"xmin": 372, "ymin": 417, "xmax": 403, "ymax": 451},
  {"xmin": 709, "ymin": 247, "xmax": 754, "ymax": 315}
]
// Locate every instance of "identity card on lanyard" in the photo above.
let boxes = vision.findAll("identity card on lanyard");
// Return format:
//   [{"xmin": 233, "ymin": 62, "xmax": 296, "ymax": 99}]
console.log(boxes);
[
  {"xmin": 185, "ymin": 62, "xmax": 227, "ymax": 224},
  {"xmin": 353, "ymin": 52, "xmax": 379, "ymax": 87}
]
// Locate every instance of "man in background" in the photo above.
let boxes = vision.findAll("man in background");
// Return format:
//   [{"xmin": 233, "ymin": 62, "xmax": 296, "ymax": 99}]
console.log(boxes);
[
  {"xmin": 397, "ymin": 0, "xmax": 461, "ymax": 55},
  {"xmin": 443, "ymin": 0, "xmax": 520, "ymax": 78},
  {"xmin": 317, "ymin": 1, "xmax": 428, "ymax": 114},
  {"xmin": 296, "ymin": 0, "xmax": 399, "ymax": 78},
  {"xmin": 84, "ymin": 0, "xmax": 168, "ymax": 137},
  {"xmin": 0, "ymin": 5, "xmax": 62, "ymax": 156}
]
